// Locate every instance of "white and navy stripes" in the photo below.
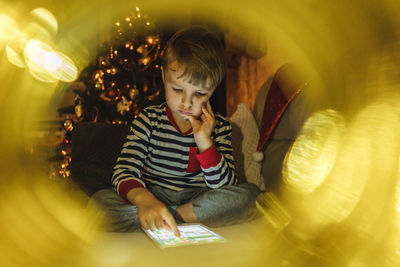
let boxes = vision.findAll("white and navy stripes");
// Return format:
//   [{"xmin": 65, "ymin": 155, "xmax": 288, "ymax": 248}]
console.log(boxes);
[{"xmin": 111, "ymin": 103, "xmax": 237, "ymax": 200}]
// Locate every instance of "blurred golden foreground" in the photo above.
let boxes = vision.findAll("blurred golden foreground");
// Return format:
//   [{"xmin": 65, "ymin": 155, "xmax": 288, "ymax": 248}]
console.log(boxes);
[{"xmin": 1, "ymin": 0, "xmax": 400, "ymax": 266}]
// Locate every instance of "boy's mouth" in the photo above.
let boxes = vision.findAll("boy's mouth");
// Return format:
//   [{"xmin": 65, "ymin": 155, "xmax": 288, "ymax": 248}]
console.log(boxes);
[{"xmin": 179, "ymin": 110, "xmax": 192, "ymax": 116}]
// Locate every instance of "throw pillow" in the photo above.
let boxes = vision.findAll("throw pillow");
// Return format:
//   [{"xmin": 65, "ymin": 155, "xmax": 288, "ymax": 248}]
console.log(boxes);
[{"xmin": 229, "ymin": 103, "xmax": 265, "ymax": 190}]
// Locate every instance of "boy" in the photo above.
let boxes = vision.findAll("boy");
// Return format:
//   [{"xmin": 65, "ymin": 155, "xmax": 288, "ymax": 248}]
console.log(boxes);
[{"xmin": 89, "ymin": 25, "xmax": 260, "ymax": 235}]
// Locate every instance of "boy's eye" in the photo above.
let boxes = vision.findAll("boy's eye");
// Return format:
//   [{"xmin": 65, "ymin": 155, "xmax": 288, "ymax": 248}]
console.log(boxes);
[
  {"xmin": 172, "ymin": 87, "xmax": 183, "ymax": 93},
  {"xmin": 195, "ymin": 92, "xmax": 207, "ymax": 97}
]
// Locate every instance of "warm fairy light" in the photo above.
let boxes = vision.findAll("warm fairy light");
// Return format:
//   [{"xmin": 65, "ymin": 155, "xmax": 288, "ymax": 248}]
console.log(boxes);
[
  {"xmin": 115, "ymin": 21, "xmax": 120, "ymax": 26},
  {"xmin": 125, "ymin": 17, "xmax": 130, "ymax": 22},
  {"xmin": 147, "ymin": 36, "xmax": 153, "ymax": 44},
  {"xmin": 128, "ymin": 22, "xmax": 132, "ymax": 27},
  {"xmin": 136, "ymin": 6, "xmax": 140, "ymax": 12},
  {"xmin": 142, "ymin": 57, "xmax": 149, "ymax": 65},
  {"xmin": 146, "ymin": 21, "xmax": 150, "ymax": 26}
]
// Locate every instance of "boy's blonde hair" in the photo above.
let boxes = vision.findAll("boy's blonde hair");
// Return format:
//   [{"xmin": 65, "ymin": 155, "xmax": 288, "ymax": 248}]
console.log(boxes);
[{"xmin": 162, "ymin": 25, "xmax": 226, "ymax": 89}]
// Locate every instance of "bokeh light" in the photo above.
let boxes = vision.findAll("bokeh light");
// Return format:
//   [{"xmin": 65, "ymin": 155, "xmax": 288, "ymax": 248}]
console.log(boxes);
[
  {"xmin": 0, "ymin": 14, "xmax": 19, "ymax": 47},
  {"xmin": 283, "ymin": 109, "xmax": 344, "ymax": 195},
  {"xmin": 29, "ymin": 8, "xmax": 58, "ymax": 37},
  {"xmin": 6, "ymin": 45, "xmax": 25, "ymax": 68}
]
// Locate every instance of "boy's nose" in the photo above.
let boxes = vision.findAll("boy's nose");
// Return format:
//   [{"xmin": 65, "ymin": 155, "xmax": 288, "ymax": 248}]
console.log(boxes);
[{"xmin": 181, "ymin": 93, "xmax": 193, "ymax": 109}]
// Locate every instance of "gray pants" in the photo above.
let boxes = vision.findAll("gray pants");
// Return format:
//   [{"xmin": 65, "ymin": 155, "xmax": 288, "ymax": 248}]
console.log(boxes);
[{"xmin": 88, "ymin": 183, "xmax": 261, "ymax": 232}]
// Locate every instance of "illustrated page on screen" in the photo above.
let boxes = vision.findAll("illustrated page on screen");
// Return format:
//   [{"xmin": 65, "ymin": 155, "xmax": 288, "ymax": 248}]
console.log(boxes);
[{"xmin": 145, "ymin": 224, "xmax": 226, "ymax": 248}]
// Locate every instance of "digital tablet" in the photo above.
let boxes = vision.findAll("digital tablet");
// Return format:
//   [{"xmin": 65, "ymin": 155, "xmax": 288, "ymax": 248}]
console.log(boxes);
[{"xmin": 143, "ymin": 223, "xmax": 226, "ymax": 248}]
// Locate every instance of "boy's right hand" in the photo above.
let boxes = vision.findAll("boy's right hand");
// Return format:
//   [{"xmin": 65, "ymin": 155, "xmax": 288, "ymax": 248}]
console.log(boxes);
[{"xmin": 126, "ymin": 188, "xmax": 180, "ymax": 237}]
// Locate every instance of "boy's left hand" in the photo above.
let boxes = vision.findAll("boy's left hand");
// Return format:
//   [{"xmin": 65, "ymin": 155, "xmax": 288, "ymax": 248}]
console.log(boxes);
[{"xmin": 187, "ymin": 101, "xmax": 215, "ymax": 152}]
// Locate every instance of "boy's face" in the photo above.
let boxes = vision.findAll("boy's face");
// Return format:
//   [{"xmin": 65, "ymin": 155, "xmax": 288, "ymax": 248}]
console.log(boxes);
[{"xmin": 162, "ymin": 61, "xmax": 215, "ymax": 121}]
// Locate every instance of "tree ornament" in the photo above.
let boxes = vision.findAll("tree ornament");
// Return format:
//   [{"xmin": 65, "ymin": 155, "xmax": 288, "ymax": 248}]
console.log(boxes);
[
  {"xmin": 106, "ymin": 87, "xmax": 119, "ymax": 99},
  {"xmin": 63, "ymin": 119, "xmax": 73, "ymax": 131},
  {"xmin": 129, "ymin": 88, "xmax": 139, "ymax": 99},
  {"xmin": 117, "ymin": 96, "xmax": 133, "ymax": 115}
]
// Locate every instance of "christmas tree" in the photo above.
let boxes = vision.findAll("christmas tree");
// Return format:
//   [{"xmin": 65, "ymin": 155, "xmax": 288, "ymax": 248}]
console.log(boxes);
[{"xmin": 55, "ymin": 6, "xmax": 166, "ymax": 179}]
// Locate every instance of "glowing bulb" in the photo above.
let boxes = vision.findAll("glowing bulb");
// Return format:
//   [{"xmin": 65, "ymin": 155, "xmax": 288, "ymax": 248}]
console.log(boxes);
[{"xmin": 115, "ymin": 22, "xmax": 120, "ymax": 26}]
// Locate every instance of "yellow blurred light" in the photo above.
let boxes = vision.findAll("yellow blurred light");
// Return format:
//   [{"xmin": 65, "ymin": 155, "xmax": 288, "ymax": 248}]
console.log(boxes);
[
  {"xmin": 48, "ymin": 51, "xmax": 78, "ymax": 82},
  {"xmin": 20, "ymin": 22, "xmax": 53, "ymax": 51},
  {"xmin": 283, "ymin": 109, "xmax": 344, "ymax": 194},
  {"xmin": 24, "ymin": 39, "xmax": 58, "ymax": 82},
  {"xmin": 6, "ymin": 45, "xmax": 25, "ymax": 68},
  {"xmin": 45, "ymin": 51, "xmax": 62, "ymax": 71},
  {"xmin": 23, "ymin": 39, "xmax": 78, "ymax": 82},
  {"xmin": 0, "ymin": 14, "xmax": 19, "ymax": 46},
  {"xmin": 256, "ymin": 192, "xmax": 291, "ymax": 231},
  {"xmin": 30, "ymin": 8, "xmax": 58, "ymax": 36}
]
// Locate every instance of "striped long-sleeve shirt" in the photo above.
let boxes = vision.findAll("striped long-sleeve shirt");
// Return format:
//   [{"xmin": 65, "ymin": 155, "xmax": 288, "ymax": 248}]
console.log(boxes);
[{"xmin": 111, "ymin": 103, "xmax": 237, "ymax": 200}]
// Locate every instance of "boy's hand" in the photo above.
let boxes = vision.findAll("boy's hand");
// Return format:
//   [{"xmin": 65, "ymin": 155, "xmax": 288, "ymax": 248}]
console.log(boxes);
[
  {"xmin": 187, "ymin": 101, "xmax": 215, "ymax": 152},
  {"xmin": 127, "ymin": 188, "xmax": 180, "ymax": 237}
]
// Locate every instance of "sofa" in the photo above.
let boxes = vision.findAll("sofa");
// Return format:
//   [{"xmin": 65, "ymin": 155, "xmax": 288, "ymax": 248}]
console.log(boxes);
[{"xmin": 71, "ymin": 64, "xmax": 313, "ymax": 266}]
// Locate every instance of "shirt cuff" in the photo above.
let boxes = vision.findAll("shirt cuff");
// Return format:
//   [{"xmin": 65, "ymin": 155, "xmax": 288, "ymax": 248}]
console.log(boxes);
[
  {"xmin": 196, "ymin": 144, "xmax": 222, "ymax": 169},
  {"xmin": 118, "ymin": 179, "xmax": 145, "ymax": 202}
]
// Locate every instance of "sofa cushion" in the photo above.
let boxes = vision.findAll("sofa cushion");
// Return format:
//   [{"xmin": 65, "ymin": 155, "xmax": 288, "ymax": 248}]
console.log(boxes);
[
  {"xmin": 70, "ymin": 122, "xmax": 130, "ymax": 196},
  {"xmin": 230, "ymin": 103, "xmax": 265, "ymax": 190}
]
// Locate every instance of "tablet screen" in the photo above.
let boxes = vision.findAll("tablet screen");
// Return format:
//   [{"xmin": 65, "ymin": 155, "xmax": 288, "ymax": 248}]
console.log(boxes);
[{"xmin": 143, "ymin": 223, "xmax": 226, "ymax": 248}]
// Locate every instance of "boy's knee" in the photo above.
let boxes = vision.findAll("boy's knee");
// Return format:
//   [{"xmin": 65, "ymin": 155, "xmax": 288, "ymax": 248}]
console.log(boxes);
[{"xmin": 225, "ymin": 182, "xmax": 261, "ymax": 204}]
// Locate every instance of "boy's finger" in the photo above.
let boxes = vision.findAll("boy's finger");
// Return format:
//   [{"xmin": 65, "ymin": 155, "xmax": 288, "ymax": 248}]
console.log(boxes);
[
  {"xmin": 155, "ymin": 218, "xmax": 164, "ymax": 230},
  {"xmin": 206, "ymin": 101, "xmax": 214, "ymax": 115},
  {"xmin": 185, "ymin": 115, "xmax": 194, "ymax": 125},
  {"xmin": 163, "ymin": 215, "xmax": 180, "ymax": 237}
]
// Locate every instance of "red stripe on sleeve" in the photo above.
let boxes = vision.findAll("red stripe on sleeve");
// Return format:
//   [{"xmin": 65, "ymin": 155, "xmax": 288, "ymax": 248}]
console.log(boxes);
[{"xmin": 196, "ymin": 144, "xmax": 222, "ymax": 169}]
